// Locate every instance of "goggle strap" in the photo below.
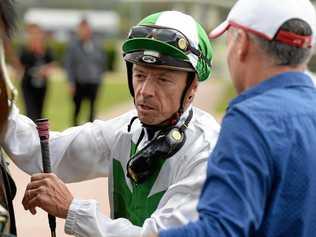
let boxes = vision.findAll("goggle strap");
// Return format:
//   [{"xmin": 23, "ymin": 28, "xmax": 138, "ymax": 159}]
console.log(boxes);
[
  {"xmin": 189, "ymin": 46, "xmax": 211, "ymax": 67},
  {"xmin": 179, "ymin": 109, "xmax": 193, "ymax": 133}
]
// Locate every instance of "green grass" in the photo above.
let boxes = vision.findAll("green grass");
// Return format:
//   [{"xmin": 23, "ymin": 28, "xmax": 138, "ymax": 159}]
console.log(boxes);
[{"xmin": 14, "ymin": 71, "xmax": 131, "ymax": 131}]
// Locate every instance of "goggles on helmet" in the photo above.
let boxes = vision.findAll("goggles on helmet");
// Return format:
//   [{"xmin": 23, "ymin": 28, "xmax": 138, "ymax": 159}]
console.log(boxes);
[
  {"xmin": 126, "ymin": 109, "xmax": 193, "ymax": 184},
  {"xmin": 128, "ymin": 25, "xmax": 211, "ymax": 66}
]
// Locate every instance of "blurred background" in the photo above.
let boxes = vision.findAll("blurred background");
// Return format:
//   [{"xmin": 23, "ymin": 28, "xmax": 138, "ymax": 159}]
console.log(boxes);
[
  {"xmin": 6, "ymin": 0, "xmax": 244, "ymax": 132},
  {"xmin": 4, "ymin": 0, "xmax": 316, "ymax": 236}
]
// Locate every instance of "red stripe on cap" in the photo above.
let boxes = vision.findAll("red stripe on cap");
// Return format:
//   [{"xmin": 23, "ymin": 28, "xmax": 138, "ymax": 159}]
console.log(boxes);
[
  {"xmin": 229, "ymin": 21, "xmax": 272, "ymax": 40},
  {"xmin": 276, "ymin": 30, "xmax": 312, "ymax": 48},
  {"xmin": 208, "ymin": 21, "xmax": 230, "ymax": 39}
]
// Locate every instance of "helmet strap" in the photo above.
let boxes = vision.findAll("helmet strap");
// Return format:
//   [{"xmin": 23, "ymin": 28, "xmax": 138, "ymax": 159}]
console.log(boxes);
[
  {"xmin": 126, "ymin": 62, "xmax": 135, "ymax": 97},
  {"xmin": 178, "ymin": 72, "xmax": 195, "ymax": 115}
]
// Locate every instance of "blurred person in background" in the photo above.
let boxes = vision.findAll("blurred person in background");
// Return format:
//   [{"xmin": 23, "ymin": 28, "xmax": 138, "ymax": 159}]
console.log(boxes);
[
  {"xmin": 19, "ymin": 23, "xmax": 55, "ymax": 121},
  {"xmin": 1, "ymin": 11, "xmax": 220, "ymax": 237},
  {"xmin": 158, "ymin": 0, "xmax": 316, "ymax": 237},
  {"xmin": 65, "ymin": 18, "xmax": 106, "ymax": 126}
]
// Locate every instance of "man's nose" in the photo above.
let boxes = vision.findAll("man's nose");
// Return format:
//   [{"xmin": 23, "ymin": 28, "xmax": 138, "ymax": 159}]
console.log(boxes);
[{"xmin": 140, "ymin": 77, "xmax": 156, "ymax": 97}]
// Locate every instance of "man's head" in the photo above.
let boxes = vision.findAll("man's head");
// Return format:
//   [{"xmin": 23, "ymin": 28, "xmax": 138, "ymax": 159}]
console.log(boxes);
[
  {"xmin": 209, "ymin": 0, "xmax": 316, "ymax": 93},
  {"xmin": 25, "ymin": 23, "xmax": 45, "ymax": 51},
  {"xmin": 77, "ymin": 18, "xmax": 92, "ymax": 42},
  {"xmin": 122, "ymin": 11, "xmax": 213, "ymax": 126}
]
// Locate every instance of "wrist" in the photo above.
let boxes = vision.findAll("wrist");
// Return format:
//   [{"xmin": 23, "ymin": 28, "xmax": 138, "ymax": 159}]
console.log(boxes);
[{"xmin": 64, "ymin": 198, "xmax": 80, "ymax": 235}]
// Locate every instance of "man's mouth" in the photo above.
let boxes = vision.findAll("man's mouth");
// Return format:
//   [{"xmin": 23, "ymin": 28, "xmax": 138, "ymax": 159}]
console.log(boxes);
[{"xmin": 138, "ymin": 103, "xmax": 154, "ymax": 111}]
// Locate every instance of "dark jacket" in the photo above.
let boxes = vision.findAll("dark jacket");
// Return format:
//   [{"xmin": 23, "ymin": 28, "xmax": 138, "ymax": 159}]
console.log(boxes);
[{"xmin": 64, "ymin": 38, "xmax": 106, "ymax": 85}]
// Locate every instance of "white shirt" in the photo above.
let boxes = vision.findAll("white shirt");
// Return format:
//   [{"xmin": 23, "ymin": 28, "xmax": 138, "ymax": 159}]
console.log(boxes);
[{"xmin": 1, "ymin": 105, "xmax": 220, "ymax": 237}]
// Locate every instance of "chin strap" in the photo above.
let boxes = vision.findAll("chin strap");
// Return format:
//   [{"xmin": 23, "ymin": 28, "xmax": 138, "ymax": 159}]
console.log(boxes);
[
  {"xmin": 178, "ymin": 72, "xmax": 195, "ymax": 114},
  {"xmin": 179, "ymin": 108, "xmax": 193, "ymax": 133},
  {"xmin": 126, "ymin": 62, "xmax": 135, "ymax": 97}
]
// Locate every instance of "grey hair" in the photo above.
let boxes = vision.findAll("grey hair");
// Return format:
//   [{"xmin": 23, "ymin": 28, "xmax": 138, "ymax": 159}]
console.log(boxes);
[
  {"xmin": 0, "ymin": 0, "xmax": 16, "ymax": 38},
  {"xmin": 250, "ymin": 19, "xmax": 313, "ymax": 66}
]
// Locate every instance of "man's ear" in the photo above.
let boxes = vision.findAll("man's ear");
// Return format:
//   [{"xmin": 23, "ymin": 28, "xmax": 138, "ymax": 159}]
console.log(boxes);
[
  {"xmin": 236, "ymin": 29, "xmax": 250, "ymax": 62},
  {"xmin": 184, "ymin": 79, "xmax": 198, "ymax": 106}
]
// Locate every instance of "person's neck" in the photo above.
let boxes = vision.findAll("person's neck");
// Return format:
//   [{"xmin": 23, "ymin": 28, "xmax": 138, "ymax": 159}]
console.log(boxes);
[
  {"xmin": 240, "ymin": 62, "xmax": 305, "ymax": 93},
  {"xmin": 29, "ymin": 42, "xmax": 44, "ymax": 55}
]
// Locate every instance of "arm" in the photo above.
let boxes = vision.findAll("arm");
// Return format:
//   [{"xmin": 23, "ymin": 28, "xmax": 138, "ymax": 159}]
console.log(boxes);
[
  {"xmin": 36, "ymin": 48, "xmax": 56, "ymax": 79},
  {"xmin": 160, "ymin": 109, "xmax": 273, "ymax": 237},
  {"xmin": 94, "ymin": 41, "xmax": 106, "ymax": 72},
  {"xmin": 0, "ymin": 105, "xmax": 112, "ymax": 182}
]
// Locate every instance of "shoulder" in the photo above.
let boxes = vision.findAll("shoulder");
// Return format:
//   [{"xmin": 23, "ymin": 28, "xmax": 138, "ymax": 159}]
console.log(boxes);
[
  {"xmin": 231, "ymin": 85, "xmax": 316, "ymax": 127},
  {"xmin": 82, "ymin": 110, "xmax": 138, "ymax": 149},
  {"xmin": 92, "ymin": 39, "xmax": 103, "ymax": 48},
  {"xmin": 166, "ymin": 108, "xmax": 219, "ymax": 182},
  {"xmin": 93, "ymin": 109, "xmax": 138, "ymax": 132},
  {"xmin": 67, "ymin": 39, "xmax": 81, "ymax": 51},
  {"xmin": 178, "ymin": 107, "xmax": 220, "ymax": 160},
  {"xmin": 219, "ymin": 94, "xmax": 285, "ymax": 163},
  {"xmin": 190, "ymin": 106, "xmax": 220, "ymax": 142}
]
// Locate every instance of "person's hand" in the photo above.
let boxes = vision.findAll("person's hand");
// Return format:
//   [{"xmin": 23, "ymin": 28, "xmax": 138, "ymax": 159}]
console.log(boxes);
[
  {"xmin": 22, "ymin": 173, "xmax": 73, "ymax": 219},
  {"xmin": 37, "ymin": 65, "xmax": 51, "ymax": 79}
]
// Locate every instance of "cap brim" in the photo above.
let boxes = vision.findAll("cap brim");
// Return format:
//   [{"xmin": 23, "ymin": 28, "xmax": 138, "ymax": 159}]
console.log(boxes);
[
  {"xmin": 124, "ymin": 52, "xmax": 194, "ymax": 72},
  {"xmin": 122, "ymin": 38, "xmax": 188, "ymax": 60},
  {"xmin": 208, "ymin": 20, "xmax": 230, "ymax": 39}
]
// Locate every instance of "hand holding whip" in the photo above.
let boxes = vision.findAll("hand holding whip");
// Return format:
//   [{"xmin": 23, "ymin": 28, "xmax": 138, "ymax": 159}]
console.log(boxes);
[{"xmin": 36, "ymin": 118, "xmax": 56, "ymax": 237}]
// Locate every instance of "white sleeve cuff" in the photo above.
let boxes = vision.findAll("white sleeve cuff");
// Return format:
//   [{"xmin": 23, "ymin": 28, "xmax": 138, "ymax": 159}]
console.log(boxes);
[
  {"xmin": 64, "ymin": 198, "xmax": 103, "ymax": 237},
  {"xmin": 65, "ymin": 198, "xmax": 81, "ymax": 236}
]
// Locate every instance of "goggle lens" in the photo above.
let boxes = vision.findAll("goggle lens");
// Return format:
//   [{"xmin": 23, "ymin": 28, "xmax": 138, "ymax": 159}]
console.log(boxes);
[
  {"xmin": 129, "ymin": 26, "xmax": 190, "ymax": 52},
  {"xmin": 128, "ymin": 25, "xmax": 211, "ymax": 67}
]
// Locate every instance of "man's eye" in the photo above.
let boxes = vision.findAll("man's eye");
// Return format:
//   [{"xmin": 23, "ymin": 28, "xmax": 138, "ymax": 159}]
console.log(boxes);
[
  {"xmin": 159, "ymin": 77, "xmax": 170, "ymax": 83},
  {"xmin": 134, "ymin": 74, "xmax": 145, "ymax": 80}
]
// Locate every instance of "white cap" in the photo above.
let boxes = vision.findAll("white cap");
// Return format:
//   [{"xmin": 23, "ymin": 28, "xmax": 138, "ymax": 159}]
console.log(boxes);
[{"xmin": 209, "ymin": 0, "xmax": 316, "ymax": 48}]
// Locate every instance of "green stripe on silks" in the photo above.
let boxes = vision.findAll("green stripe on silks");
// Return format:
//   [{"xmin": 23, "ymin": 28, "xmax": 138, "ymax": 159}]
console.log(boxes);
[{"xmin": 112, "ymin": 141, "xmax": 166, "ymax": 226}]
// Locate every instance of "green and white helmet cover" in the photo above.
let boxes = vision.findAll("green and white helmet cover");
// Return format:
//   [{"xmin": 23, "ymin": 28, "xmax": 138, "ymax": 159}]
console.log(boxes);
[{"xmin": 122, "ymin": 11, "xmax": 213, "ymax": 82}]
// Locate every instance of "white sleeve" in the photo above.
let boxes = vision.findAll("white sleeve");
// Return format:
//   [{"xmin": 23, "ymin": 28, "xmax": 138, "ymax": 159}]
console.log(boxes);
[
  {"xmin": 1, "ymin": 105, "xmax": 112, "ymax": 182},
  {"xmin": 64, "ymin": 153, "xmax": 207, "ymax": 237}
]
